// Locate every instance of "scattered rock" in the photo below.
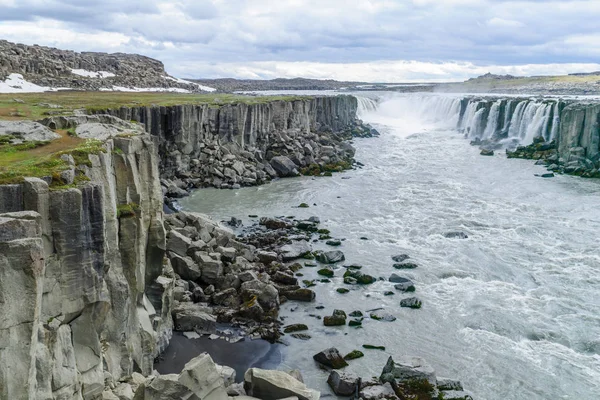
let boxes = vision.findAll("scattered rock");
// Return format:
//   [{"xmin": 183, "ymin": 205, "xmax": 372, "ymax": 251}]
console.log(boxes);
[
  {"xmin": 370, "ymin": 311, "xmax": 397, "ymax": 322},
  {"xmin": 444, "ymin": 231, "xmax": 468, "ymax": 239},
  {"xmin": 363, "ymin": 345, "xmax": 386, "ymax": 351},
  {"xmin": 284, "ymin": 324, "xmax": 309, "ymax": 333},
  {"xmin": 480, "ymin": 149, "xmax": 494, "ymax": 156},
  {"xmin": 344, "ymin": 350, "xmax": 364, "ymax": 360},
  {"xmin": 391, "ymin": 254, "xmax": 410, "ymax": 263},
  {"xmin": 393, "ymin": 278, "xmax": 416, "ymax": 292},
  {"xmin": 380, "ymin": 356, "xmax": 436, "ymax": 385},
  {"xmin": 327, "ymin": 370, "xmax": 359, "ymax": 396},
  {"xmin": 244, "ymin": 368, "xmax": 320, "ymax": 400},
  {"xmin": 313, "ymin": 348, "xmax": 349, "ymax": 369},
  {"xmin": 337, "ymin": 288, "xmax": 350, "ymax": 294},
  {"xmin": 317, "ymin": 268, "xmax": 334, "ymax": 277},
  {"xmin": 400, "ymin": 297, "xmax": 422, "ymax": 309},
  {"xmin": 326, "ymin": 239, "xmax": 342, "ymax": 246},
  {"xmin": 317, "ymin": 250, "xmax": 345, "ymax": 264},
  {"xmin": 291, "ymin": 333, "xmax": 312, "ymax": 340},
  {"xmin": 393, "ymin": 262, "xmax": 418, "ymax": 270}
]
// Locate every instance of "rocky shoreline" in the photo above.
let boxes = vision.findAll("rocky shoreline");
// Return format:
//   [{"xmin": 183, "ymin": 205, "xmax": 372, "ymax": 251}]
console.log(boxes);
[{"xmin": 0, "ymin": 94, "xmax": 474, "ymax": 399}]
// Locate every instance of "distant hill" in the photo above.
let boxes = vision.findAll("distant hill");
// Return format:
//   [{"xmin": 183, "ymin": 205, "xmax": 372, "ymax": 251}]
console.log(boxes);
[{"xmin": 0, "ymin": 39, "xmax": 210, "ymax": 92}]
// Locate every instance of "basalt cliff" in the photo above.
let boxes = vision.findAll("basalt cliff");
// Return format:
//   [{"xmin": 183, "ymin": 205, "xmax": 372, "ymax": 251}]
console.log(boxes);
[{"xmin": 0, "ymin": 95, "xmax": 370, "ymax": 400}]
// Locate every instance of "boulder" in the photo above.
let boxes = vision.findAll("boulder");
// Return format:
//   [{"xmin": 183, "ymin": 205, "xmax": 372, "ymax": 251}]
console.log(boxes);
[
  {"xmin": 0, "ymin": 120, "xmax": 60, "ymax": 142},
  {"xmin": 216, "ymin": 364, "xmax": 236, "ymax": 387},
  {"xmin": 313, "ymin": 348, "xmax": 348, "ymax": 369},
  {"xmin": 391, "ymin": 254, "xmax": 410, "ymax": 263},
  {"xmin": 359, "ymin": 383, "xmax": 398, "ymax": 400},
  {"xmin": 244, "ymin": 368, "xmax": 320, "ymax": 400},
  {"xmin": 172, "ymin": 303, "xmax": 217, "ymax": 333},
  {"xmin": 380, "ymin": 356, "xmax": 436, "ymax": 385},
  {"xmin": 270, "ymin": 156, "xmax": 300, "ymax": 177},
  {"xmin": 178, "ymin": 353, "xmax": 228, "ymax": 399},
  {"xmin": 141, "ymin": 374, "xmax": 194, "ymax": 400},
  {"xmin": 316, "ymin": 250, "xmax": 345, "ymax": 264},
  {"xmin": 370, "ymin": 311, "xmax": 396, "ymax": 322},
  {"xmin": 400, "ymin": 297, "xmax": 422, "ymax": 309},
  {"xmin": 327, "ymin": 371, "xmax": 359, "ymax": 396},
  {"xmin": 393, "ymin": 278, "xmax": 415, "ymax": 292},
  {"xmin": 170, "ymin": 254, "xmax": 202, "ymax": 281},
  {"xmin": 280, "ymin": 241, "xmax": 312, "ymax": 261},
  {"xmin": 281, "ymin": 288, "xmax": 316, "ymax": 302},
  {"xmin": 273, "ymin": 271, "xmax": 298, "ymax": 285}
]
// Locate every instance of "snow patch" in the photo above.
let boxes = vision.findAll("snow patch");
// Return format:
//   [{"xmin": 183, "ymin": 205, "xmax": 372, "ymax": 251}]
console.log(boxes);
[
  {"xmin": 100, "ymin": 86, "xmax": 192, "ymax": 93},
  {"xmin": 0, "ymin": 73, "xmax": 54, "ymax": 93},
  {"xmin": 71, "ymin": 69, "xmax": 116, "ymax": 79},
  {"xmin": 165, "ymin": 75, "xmax": 216, "ymax": 92}
]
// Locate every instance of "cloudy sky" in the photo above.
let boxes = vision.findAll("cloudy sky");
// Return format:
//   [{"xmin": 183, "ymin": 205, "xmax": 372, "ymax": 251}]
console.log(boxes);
[{"xmin": 1, "ymin": 0, "xmax": 599, "ymax": 82}]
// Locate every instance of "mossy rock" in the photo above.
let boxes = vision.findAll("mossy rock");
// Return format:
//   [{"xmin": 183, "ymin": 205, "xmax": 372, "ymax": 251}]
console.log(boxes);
[
  {"xmin": 317, "ymin": 229, "xmax": 330, "ymax": 235},
  {"xmin": 348, "ymin": 319, "xmax": 362, "ymax": 327},
  {"xmin": 344, "ymin": 350, "xmax": 365, "ymax": 360},
  {"xmin": 349, "ymin": 310, "xmax": 363, "ymax": 317},
  {"xmin": 363, "ymin": 344, "xmax": 386, "ymax": 351},
  {"xmin": 337, "ymin": 288, "xmax": 350, "ymax": 294},
  {"xmin": 298, "ymin": 203, "xmax": 310, "ymax": 208},
  {"xmin": 317, "ymin": 268, "xmax": 334, "ymax": 278},
  {"xmin": 303, "ymin": 280, "xmax": 316, "ymax": 288},
  {"xmin": 283, "ymin": 324, "xmax": 309, "ymax": 333},
  {"xmin": 320, "ymin": 278, "xmax": 331, "ymax": 283},
  {"xmin": 323, "ymin": 315, "xmax": 346, "ymax": 326}
]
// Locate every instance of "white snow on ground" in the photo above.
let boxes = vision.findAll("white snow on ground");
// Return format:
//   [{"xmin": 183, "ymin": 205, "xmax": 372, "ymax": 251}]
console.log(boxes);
[
  {"xmin": 71, "ymin": 69, "xmax": 116, "ymax": 78},
  {"xmin": 165, "ymin": 75, "xmax": 216, "ymax": 92},
  {"xmin": 100, "ymin": 86, "xmax": 192, "ymax": 93},
  {"xmin": 0, "ymin": 73, "xmax": 53, "ymax": 93}
]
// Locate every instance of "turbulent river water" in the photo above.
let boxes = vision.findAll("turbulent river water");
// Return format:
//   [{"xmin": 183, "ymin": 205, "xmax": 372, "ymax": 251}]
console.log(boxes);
[{"xmin": 180, "ymin": 93, "xmax": 600, "ymax": 400}]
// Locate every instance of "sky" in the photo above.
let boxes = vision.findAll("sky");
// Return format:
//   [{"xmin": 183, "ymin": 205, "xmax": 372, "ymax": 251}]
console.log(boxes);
[{"xmin": 1, "ymin": 0, "xmax": 599, "ymax": 82}]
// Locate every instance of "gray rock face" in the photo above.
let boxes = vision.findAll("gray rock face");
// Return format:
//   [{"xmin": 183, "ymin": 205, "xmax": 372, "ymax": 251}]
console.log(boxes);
[
  {"xmin": 0, "ymin": 120, "xmax": 60, "ymax": 142},
  {"xmin": 0, "ymin": 135, "xmax": 173, "ymax": 400},
  {"xmin": 244, "ymin": 368, "xmax": 320, "ymax": 400},
  {"xmin": 0, "ymin": 39, "xmax": 199, "ymax": 91},
  {"xmin": 172, "ymin": 303, "xmax": 217, "ymax": 333},
  {"xmin": 313, "ymin": 348, "xmax": 348, "ymax": 369},
  {"xmin": 270, "ymin": 156, "xmax": 299, "ymax": 177},
  {"xmin": 359, "ymin": 382, "xmax": 398, "ymax": 399}
]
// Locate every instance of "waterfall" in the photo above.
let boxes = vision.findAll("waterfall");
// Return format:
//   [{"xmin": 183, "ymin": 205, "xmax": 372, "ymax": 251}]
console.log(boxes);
[
  {"xmin": 357, "ymin": 93, "xmax": 560, "ymax": 147},
  {"xmin": 356, "ymin": 96, "xmax": 378, "ymax": 118}
]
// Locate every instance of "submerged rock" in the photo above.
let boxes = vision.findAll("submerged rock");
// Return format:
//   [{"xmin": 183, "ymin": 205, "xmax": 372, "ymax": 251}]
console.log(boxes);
[
  {"xmin": 391, "ymin": 254, "xmax": 410, "ymax": 263},
  {"xmin": 444, "ymin": 231, "xmax": 468, "ymax": 239}
]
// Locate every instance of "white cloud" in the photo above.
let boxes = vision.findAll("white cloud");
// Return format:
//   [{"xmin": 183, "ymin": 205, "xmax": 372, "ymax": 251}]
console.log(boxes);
[{"xmin": 487, "ymin": 17, "xmax": 525, "ymax": 28}]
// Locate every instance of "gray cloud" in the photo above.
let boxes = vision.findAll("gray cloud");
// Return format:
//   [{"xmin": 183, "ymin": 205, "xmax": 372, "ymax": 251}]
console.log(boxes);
[{"xmin": 0, "ymin": 0, "xmax": 598, "ymax": 80}]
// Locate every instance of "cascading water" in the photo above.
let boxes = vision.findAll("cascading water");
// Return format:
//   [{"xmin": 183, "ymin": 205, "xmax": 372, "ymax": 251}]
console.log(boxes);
[
  {"xmin": 355, "ymin": 96, "xmax": 378, "ymax": 118},
  {"xmin": 359, "ymin": 93, "xmax": 563, "ymax": 147}
]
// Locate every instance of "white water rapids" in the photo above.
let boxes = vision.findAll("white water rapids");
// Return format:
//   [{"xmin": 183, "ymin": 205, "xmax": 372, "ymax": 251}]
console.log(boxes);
[{"xmin": 180, "ymin": 93, "xmax": 600, "ymax": 400}]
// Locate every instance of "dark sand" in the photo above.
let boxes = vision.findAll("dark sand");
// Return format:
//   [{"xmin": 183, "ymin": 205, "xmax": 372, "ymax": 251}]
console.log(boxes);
[{"xmin": 155, "ymin": 332, "xmax": 282, "ymax": 382}]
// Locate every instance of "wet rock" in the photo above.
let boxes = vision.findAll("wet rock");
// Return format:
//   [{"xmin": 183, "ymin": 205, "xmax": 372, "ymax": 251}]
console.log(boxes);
[
  {"xmin": 324, "ymin": 309, "xmax": 347, "ymax": 326},
  {"xmin": 298, "ymin": 203, "xmax": 310, "ymax": 208},
  {"xmin": 391, "ymin": 254, "xmax": 410, "ymax": 263},
  {"xmin": 363, "ymin": 345, "xmax": 386, "ymax": 351},
  {"xmin": 270, "ymin": 156, "xmax": 300, "ymax": 177},
  {"xmin": 326, "ymin": 239, "xmax": 342, "ymax": 246},
  {"xmin": 257, "ymin": 250, "xmax": 279, "ymax": 264},
  {"xmin": 313, "ymin": 347, "xmax": 349, "ymax": 369},
  {"xmin": 370, "ymin": 311, "xmax": 397, "ymax": 322},
  {"xmin": 440, "ymin": 390, "xmax": 474, "ymax": 400},
  {"xmin": 541, "ymin": 173, "xmax": 555, "ymax": 178},
  {"xmin": 328, "ymin": 370, "xmax": 359, "ymax": 396},
  {"xmin": 281, "ymin": 288, "xmax": 316, "ymax": 302},
  {"xmin": 337, "ymin": 288, "xmax": 350, "ymax": 294},
  {"xmin": 348, "ymin": 319, "xmax": 362, "ymax": 327},
  {"xmin": 359, "ymin": 382, "xmax": 397, "ymax": 400},
  {"xmin": 344, "ymin": 350, "xmax": 364, "ymax": 360},
  {"xmin": 317, "ymin": 268, "xmax": 334, "ymax": 278},
  {"xmin": 227, "ymin": 217, "xmax": 243, "ymax": 227},
  {"xmin": 291, "ymin": 333, "xmax": 312, "ymax": 340},
  {"xmin": 444, "ymin": 231, "xmax": 468, "ymax": 239},
  {"xmin": 316, "ymin": 250, "xmax": 345, "ymax": 264},
  {"xmin": 480, "ymin": 149, "xmax": 494, "ymax": 156},
  {"xmin": 284, "ymin": 324, "xmax": 309, "ymax": 333},
  {"xmin": 274, "ymin": 271, "xmax": 298, "ymax": 285},
  {"xmin": 344, "ymin": 270, "xmax": 376, "ymax": 285},
  {"xmin": 172, "ymin": 303, "xmax": 216, "ymax": 333},
  {"xmin": 400, "ymin": 297, "xmax": 422, "ymax": 309},
  {"xmin": 393, "ymin": 278, "xmax": 416, "ymax": 292},
  {"xmin": 244, "ymin": 368, "xmax": 320, "ymax": 400},
  {"xmin": 260, "ymin": 217, "xmax": 293, "ymax": 230},
  {"xmin": 437, "ymin": 378, "xmax": 464, "ymax": 391},
  {"xmin": 393, "ymin": 262, "xmax": 418, "ymax": 270},
  {"xmin": 380, "ymin": 356, "xmax": 436, "ymax": 385},
  {"xmin": 349, "ymin": 311, "xmax": 363, "ymax": 317},
  {"xmin": 280, "ymin": 241, "xmax": 312, "ymax": 261}
]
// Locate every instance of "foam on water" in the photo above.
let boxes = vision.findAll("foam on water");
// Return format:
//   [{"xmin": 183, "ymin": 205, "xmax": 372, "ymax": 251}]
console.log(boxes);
[{"xmin": 181, "ymin": 93, "xmax": 600, "ymax": 400}]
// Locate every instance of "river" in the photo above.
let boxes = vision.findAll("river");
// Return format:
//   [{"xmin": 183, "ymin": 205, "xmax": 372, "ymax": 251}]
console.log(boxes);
[{"xmin": 180, "ymin": 93, "xmax": 600, "ymax": 400}]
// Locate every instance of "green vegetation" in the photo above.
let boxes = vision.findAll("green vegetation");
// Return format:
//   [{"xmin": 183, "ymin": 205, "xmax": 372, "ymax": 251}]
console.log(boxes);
[
  {"xmin": 0, "ymin": 135, "xmax": 104, "ymax": 185},
  {"xmin": 0, "ymin": 92, "xmax": 311, "ymax": 121},
  {"xmin": 116, "ymin": 203, "xmax": 141, "ymax": 218}
]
